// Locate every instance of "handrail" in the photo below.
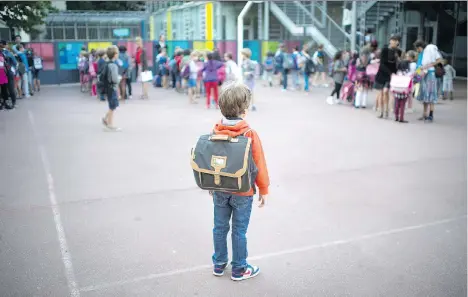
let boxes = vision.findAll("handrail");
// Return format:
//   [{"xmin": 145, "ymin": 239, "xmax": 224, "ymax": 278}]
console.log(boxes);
[
  {"xmin": 310, "ymin": 2, "xmax": 350, "ymax": 41},
  {"xmin": 358, "ymin": 1, "xmax": 377, "ymax": 18},
  {"xmin": 292, "ymin": 1, "xmax": 323, "ymax": 28}
]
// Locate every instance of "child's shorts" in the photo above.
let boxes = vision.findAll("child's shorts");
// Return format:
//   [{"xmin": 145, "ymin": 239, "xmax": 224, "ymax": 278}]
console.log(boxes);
[
  {"xmin": 188, "ymin": 78, "xmax": 197, "ymax": 88},
  {"xmin": 107, "ymin": 89, "xmax": 119, "ymax": 111}
]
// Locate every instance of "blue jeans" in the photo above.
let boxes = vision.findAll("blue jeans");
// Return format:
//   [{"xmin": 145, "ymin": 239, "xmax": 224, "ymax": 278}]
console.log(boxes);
[
  {"xmin": 282, "ymin": 69, "xmax": 288, "ymax": 90},
  {"xmin": 291, "ymin": 70, "xmax": 299, "ymax": 89},
  {"xmin": 304, "ymin": 72, "xmax": 310, "ymax": 91},
  {"xmin": 212, "ymin": 192, "xmax": 253, "ymax": 271}
]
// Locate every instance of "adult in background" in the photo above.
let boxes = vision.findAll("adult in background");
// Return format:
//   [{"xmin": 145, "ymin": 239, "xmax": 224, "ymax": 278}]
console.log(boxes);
[
  {"xmin": 154, "ymin": 34, "xmax": 167, "ymax": 55},
  {"xmin": 374, "ymin": 35, "xmax": 401, "ymax": 119},
  {"xmin": 414, "ymin": 39, "xmax": 442, "ymax": 122},
  {"xmin": 135, "ymin": 37, "xmax": 149, "ymax": 99},
  {"xmin": 12, "ymin": 36, "xmax": 31, "ymax": 97}
]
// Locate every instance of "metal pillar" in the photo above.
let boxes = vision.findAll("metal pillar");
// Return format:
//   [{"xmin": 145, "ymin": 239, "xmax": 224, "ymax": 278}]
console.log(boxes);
[
  {"xmin": 264, "ymin": 1, "xmax": 269, "ymax": 40},
  {"xmin": 237, "ymin": 1, "xmax": 253, "ymax": 66},
  {"xmin": 451, "ymin": 1, "xmax": 460, "ymax": 66},
  {"xmin": 351, "ymin": 1, "xmax": 357, "ymax": 52},
  {"xmin": 258, "ymin": 3, "xmax": 263, "ymax": 40},
  {"xmin": 216, "ymin": 2, "xmax": 222, "ymax": 40}
]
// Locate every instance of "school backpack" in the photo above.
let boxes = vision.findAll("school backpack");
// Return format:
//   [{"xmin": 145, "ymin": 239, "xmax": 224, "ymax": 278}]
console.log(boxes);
[
  {"xmin": 435, "ymin": 63, "xmax": 445, "ymax": 78},
  {"xmin": 0, "ymin": 52, "xmax": 8, "ymax": 79},
  {"xmin": 292, "ymin": 53, "xmax": 300, "ymax": 70},
  {"xmin": 305, "ymin": 58, "xmax": 315, "ymax": 74},
  {"xmin": 181, "ymin": 64, "xmax": 190, "ymax": 79},
  {"xmin": 264, "ymin": 57, "xmax": 274, "ymax": 71},
  {"xmin": 118, "ymin": 53, "xmax": 129, "ymax": 70},
  {"xmin": 78, "ymin": 58, "xmax": 86, "ymax": 72},
  {"xmin": 274, "ymin": 53, "xmax": 283, "ymax": 68},
  {"xmin": 97, "ymin": 62, "xmax": 111, "ymax": 94},
  {"xmin": 217, "ymin": 65, "xmax": 226, "ymax": 83},
  {"xmin": 283, "ymin": 54, "xmax": 295, "ymax": 70},
  {"xmin": 33, "ymin": 57, "xmax": 43, "ymax": 70},
  {"xmin": 190, "ymin": 130, "xmax": 258, "ymax": 193}
]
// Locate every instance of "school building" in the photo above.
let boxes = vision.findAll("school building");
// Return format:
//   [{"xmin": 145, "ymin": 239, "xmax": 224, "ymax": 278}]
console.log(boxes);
[{"xmin": 8, "ymin": 1, "xmax": 466, "ymax": 84}]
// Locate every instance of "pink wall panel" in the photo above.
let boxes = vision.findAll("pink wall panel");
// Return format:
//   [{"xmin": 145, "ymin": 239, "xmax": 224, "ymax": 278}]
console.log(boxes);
[
  {"xmin": 284, "ymin": 41, "xmax": 301, "ymax": 52},
  {"xmin": 216, "ymin": 41, "xmax": 237, "ymax": 62},
  {"xmin": 29, "ymin": 43, "xmax": 55, "ymax": 70},
  {"xmin": 117, "ymin": 41, "xmax": 153, "ymax": 67}
]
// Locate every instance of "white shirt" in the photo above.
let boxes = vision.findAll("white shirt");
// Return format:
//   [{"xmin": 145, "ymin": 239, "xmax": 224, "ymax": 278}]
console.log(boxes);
[
  {"xmin": 408, "ymin": 62, "xmax": 417, "ymax": 75},
  {"xmin": 189, "ymin": 60, "xmax": 198, "ymax": 79},
  {"xmin": 421, "ymin": 44, "xmax": 441, "ymax": 71},
  {"xmin": 342, "ymin": 9, "xmax": 352, "ymax": 26}
]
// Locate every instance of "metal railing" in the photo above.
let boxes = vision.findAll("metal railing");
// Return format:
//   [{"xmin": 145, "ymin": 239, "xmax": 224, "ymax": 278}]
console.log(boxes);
[{"xmin": 309, "ymin": 3, "xmax": 351, "ymax": 50}]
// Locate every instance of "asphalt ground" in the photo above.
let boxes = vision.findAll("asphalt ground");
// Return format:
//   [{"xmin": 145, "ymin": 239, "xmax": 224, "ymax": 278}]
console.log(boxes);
[{"xmin": 0, "ymin": 79, "xmax": 466, "ymax": 297}]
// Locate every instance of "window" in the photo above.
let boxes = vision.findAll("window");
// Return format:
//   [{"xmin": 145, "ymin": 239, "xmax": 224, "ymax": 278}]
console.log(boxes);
[
  {"xmin": 53, "ymin": 26, "xmax": 64, "ymax": 40},
  {"xmin": 65, "ymin": 27, "xmax": 75, "ymax": 40}
]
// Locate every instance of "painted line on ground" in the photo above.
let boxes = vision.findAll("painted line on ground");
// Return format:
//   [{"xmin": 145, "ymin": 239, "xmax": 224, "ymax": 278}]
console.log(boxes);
[
  {"xmin": 79, "ymin": 214, "xmax": 466, "ymax": 293},
  {"xmin": 28, "ymin": 111, "xmax": 81, "ymax": 297}
]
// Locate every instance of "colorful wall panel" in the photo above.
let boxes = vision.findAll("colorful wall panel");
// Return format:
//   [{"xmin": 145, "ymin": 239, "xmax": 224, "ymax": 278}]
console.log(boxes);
[
  {"xmin": 165, "ymin": 41, "xmax": 191, "ymax": 56},
  {"xmin": 193, "ymin": 41, "xmax": 214, "ymax": 51},
  {"xmin": 58, "ymin": 42, "xmax": 84, "ymax": 70},
  {"xmin": 88, "ymin": 42, "xmax": 113, "ymax": 51},
  {"xmin": 242, "ymin": 40, "xmax": 260, "ymax": 62},
  {"xmin": 284, "ymin": 41, "xmax": 301, "ymax": 52},
  {"xmin": 261, "ymin": 41, "xmax": 279, "ymax": 62},
  {"xmin": 29, "ymin": 43, "xmax": 55, "ymax": 70},
  {"xmin": 216, "ymin": 41, "xmax": 237, "ymax": 62}
]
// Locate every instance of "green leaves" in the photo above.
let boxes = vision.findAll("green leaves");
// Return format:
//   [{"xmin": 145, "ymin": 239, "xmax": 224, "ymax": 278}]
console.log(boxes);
[{"xmin": 0, "ymin": 1, "xmax": 57, "ymax": 33}]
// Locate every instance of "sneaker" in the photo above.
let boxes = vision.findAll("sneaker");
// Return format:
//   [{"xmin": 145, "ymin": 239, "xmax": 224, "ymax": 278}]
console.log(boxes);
[
  {"xmin": 281, "ymin": 89, "xmax": 287, "ymax": 92},
  {"xmin": 425, "ymin": 116, "xmax": 433, "ymax": 122},
  {"xmin": 213, "ymin": 263, "xmax": 228, "ymax": 277},
  {"xmin": 231, "ymin": 264, "xmax": 260, "ymax": 281},
  {"xmin": 25, "ymin": 95, "xmax": 31, "ymax": 98},
  {"xmin": 129, "ymin": 95, "xmax": 133, "ymax": 99},
  {"xmin": 107, "ymin": 126, "xmax": 122, "ymax": 132}
]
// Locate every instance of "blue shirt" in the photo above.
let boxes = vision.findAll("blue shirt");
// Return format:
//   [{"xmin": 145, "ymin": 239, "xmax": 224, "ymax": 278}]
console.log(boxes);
[
  {"xmin": 2, "ymin": 49, "xmax": 17, "ymax": 67},
  {"xmin": 12, "ymin": 45, "xmax": 29, "ymax": 69}
]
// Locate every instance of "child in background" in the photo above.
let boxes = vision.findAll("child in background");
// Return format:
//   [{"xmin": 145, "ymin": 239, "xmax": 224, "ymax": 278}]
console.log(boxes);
[
  {"xmin": 224, "ymin": 52, "xmax": 239, "ymax": 84},
  {"xmin": 187, "ymin": 52, "xmax": 199, "ymax": 104},
  {"xmin": 156, "ymin": 48, "xmax": 169, "ymax": 89},
  {"xmin": 89, "ymin": 52, "xmax": 97, "ymax": 97},
  {"xmin": 241, "ymin": 48, "xmax": 257, "ymax": 111},
  {"xmin": 196, "ymin": 51, "xmax": 205, "ymax": 99},
  {"xmin": 405, "ymin": 50, "xmax": 417, "ymax": 113},
  {"xmin": 200, "ymin": 51, "xmax": 223, "ymax": 109},
  {"xmin": 354, "ymin": 51, "xmax": 372, "ymax": 108},
  {"xmin": 328, "ymin": 51, "xmax": 346, "ymax": 103},
  {"xmin": 442, "ymin": 59, "xmax": 456, "ymax": 100},
  {"xmin": 392, "ymin": 55, "xmax": 414, "ymax": 123},
  {"xmin": 15, "ymin": 55, "xmax": 24, "ymax": 98},
  {"xmin": 101, "ymin": 46, "xmax": 121, "ymax": 131},
  {"xmin": 263, "ymin": 51, "xmax": 274, "ymax": 87},
  {"xmin": 290, "ymin": 46, "xmax": 301, "ymax": 90},
  {"xmin": 210, "ymin": 82, "xmax": 269, "ymax": 281}
]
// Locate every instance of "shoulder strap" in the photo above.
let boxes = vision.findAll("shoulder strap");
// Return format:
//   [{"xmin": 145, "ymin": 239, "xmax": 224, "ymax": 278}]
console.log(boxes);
[{"xmin": 243, "ymin": 129, "xmax": 252, "ymax": 136}]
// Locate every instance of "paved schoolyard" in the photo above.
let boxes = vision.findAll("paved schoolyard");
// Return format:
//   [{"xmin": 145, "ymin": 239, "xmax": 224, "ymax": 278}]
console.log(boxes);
[{"xmin": 0, "ymin": 80, "xmax": 466, "ymax": 297}]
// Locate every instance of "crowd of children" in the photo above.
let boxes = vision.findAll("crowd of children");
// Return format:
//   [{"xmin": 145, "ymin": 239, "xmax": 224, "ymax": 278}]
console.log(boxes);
[
  {"xmin": 325, "ymin": 36, "xmax": 456, "ymax": 123},
  {"xmin": 0, "ymin": 36, "xmax": 43, "ymax": 110}
]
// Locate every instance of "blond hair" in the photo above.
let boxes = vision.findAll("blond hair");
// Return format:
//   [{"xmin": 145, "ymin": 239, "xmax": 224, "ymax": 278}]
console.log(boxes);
[
  {"xmin": 106, "ymin": 46, "xmax": 117, "ymax": 60},
  {"xmin": 219, "ymin": 82, "xmax": 252, "ymax": 118},
  {"xmin": 241, "ymin": 48, "xmax": 252, "ymax": 58}
]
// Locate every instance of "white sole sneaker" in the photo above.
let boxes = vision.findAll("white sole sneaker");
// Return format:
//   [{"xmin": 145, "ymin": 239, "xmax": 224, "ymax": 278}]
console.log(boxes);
[{"xmin": 231, "ymin": 265, "xmax": 260, "ymax": 281}]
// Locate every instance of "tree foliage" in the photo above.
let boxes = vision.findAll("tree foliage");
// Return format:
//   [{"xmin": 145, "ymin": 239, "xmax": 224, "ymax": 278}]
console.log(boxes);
[
  {"xmin": 66, "ymin": 1, "xmax": 146, "ymax": 11},
  {"xmin": 0, "ymin": 1, "xmax": 57, "ymax": 34}
]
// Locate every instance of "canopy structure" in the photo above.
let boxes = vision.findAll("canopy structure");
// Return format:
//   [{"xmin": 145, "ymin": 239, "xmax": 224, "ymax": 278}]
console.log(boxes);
[{"xmin": 46, "ymin": 11, "xmax": 150, "ymax": 25}]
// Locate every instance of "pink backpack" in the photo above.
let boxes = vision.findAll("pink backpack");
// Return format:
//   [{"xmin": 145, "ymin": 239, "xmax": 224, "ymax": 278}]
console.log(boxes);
[
  {"xmin": 366, "ymin": 63, "xmax": 379, "ymax": 82},
  {"xmin": 347, "ymin": 63, "xmax": 356, "ymax": 82},
  {"xmin": 390, "ymin": 74, "xmax": 413, "ymax": 95}
]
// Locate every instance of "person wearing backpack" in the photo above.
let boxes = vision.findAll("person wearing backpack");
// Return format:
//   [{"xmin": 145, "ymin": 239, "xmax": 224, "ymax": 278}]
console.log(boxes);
[
  {"xmin": 290, "ymin": 46, "xmax": 301, "ymax": 90},
  {"xmin": 312, "ymin": 44, "xmax": 328, "ymax": 88},
  {"xmin": 101, "ymin": 47, "xmax": 121, "ymax": 131},
  {"xmin": 274, "ymin": 44, "xmax": 288, "ymax": 91},
  {"xmin": 96, "ymin": 50, "xmax": 107, "ymax": 101},
  {"xmin": 190, "ymin": 82, "xmax": 270, "ymax": 281},
  {"xmin": 0, "ymin": 41, "xmax": 17, "ymax": 109},
  {"xmin": 118, "ymin": 45, "xmax": 130, "ymax": 100},
  {"xmin": 262, "ymin": 52, "xmax": 274, "ymax": 87},
  {"xmin": 0, "ymin": 48, "xmax": 10, "ymax": 110},
  {"xmin": 301, "ymin": 45, "xmax": 314, "ymax": 92},
  {"xmin": 31, "ymin": 49, "xmax": 43, "ymax": 93}
]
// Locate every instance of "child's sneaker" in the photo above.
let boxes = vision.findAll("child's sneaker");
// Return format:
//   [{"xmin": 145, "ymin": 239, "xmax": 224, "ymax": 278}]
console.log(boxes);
[
  {"xmin": 231, "ymin": 264, "xmax": 260, "ymax": 281},
  {"xmin": 213, "ymin": 263, "xmax": 228, "ymax": 277}
]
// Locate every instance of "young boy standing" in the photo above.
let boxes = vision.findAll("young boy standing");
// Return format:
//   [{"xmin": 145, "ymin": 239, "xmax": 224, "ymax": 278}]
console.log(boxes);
[
  {"xmin": 101, "ymin": 47, "xmax": 121, "ymax": 131},
  {"xmin": 442, "ymin": 59, "xmax": 456, "ymax": 100},
  {"xmin": 211, "ymin": 83, "xmax": 270, "ymax": 281}
]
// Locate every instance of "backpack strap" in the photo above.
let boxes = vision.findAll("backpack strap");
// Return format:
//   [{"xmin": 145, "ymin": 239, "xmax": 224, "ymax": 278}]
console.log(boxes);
[{"xmin": 243, "ymin": 129, "xmax": 252, "ymax": 136}]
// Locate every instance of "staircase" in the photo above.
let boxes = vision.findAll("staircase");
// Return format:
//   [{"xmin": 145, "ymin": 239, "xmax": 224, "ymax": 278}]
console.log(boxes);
[
  {"xmin": 358, "ymin": 1, "xmax": 402, "ymax": 32},
  {"xmin": 270, "ymin": 1, "xmax": 350, "ymax": 57}
]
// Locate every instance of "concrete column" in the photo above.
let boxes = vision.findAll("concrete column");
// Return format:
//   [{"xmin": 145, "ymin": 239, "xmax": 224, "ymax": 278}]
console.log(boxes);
[
  {"xmin": 351, "ymin": 1, "xmax": 357, "ymax": 52},
  {"xmin": 225, "ymin": 6, "xmax": 236, "ymax": 40},
  {"xmin": 216, "ymin": 2, "xmax": 223, "ymax": 40},
  {"xmin": 264, "ymin": 1, "xmax": 269, "ymax": 40},
  {"xmin": 258, "ymin": 3, "xmax": 263, "ymax": 40}
]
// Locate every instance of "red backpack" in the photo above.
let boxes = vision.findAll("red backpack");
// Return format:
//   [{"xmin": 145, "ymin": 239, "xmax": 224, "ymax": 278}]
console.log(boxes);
[{"xmin": 217, "ymin": 65, "xmax": 226, "ymax": 83}]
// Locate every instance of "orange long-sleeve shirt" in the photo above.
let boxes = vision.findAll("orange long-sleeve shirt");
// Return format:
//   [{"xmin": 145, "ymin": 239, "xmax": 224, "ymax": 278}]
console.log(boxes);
[{"xmin": 213, "ymin": 119, "xmax": 270, "ymax": 196}]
